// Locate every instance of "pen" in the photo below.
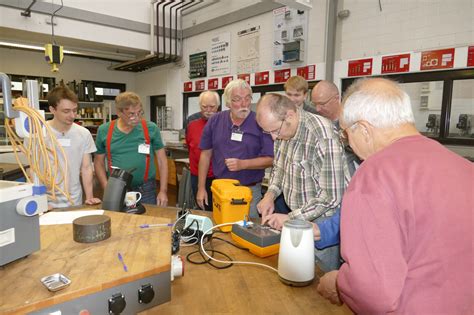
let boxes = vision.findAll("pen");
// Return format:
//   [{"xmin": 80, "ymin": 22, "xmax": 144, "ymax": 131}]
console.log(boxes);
[
  {"xmin": 140, "ymin": 223, "xmax": 173, "ymax": 228},
  {"xmin": 117, "ymin": 252, "xmax": 128, "ymax": 272}
]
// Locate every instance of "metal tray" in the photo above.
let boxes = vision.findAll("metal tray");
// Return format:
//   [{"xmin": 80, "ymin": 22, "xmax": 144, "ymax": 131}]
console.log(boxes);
[{"xmin": 40, "ymin": 273, "xmax": 71, "ymax": 292}]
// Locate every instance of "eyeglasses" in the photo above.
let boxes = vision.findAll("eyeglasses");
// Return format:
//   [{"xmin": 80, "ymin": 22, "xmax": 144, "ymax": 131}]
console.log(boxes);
[
  {"xmin": 121, "ymin": 109, "xmax": 144, "ymax": 118},
  {"xmin": 231, "ymin": 95, "xmax": 252, "ymax": 103},
  {"xmin": 339, "ymin": 121, "xmax": 359, "ymax": 142},
  {"xmin": 263, "ymin": 119, "xmax": 285, "ymax": 138},
  {"xmin": 312, "ymin": 95, "xmax": 337, "ymax": 107}
]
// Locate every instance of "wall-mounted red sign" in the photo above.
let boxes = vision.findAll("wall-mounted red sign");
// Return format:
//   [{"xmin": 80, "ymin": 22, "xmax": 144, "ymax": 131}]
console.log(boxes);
[
  {"xmin": 237, "ymin": 73, "xmax": 250, "ymax": 85},
  {"xmin": 255, "ymin": 71, "xmax": 270, "ymax": 85},
  {"xmin": 467, "ymin": 46, "xmax": 474, "ymax": 67},
  {"xmin": 348, "ymin": 58, "xmax": 373, "ymax": 77},
  {"xmin": 274, "ymin": 69, "xmax": 291, "ymax": 83},
  {"xmin": 184, "ymin": 81, "xmax": 193, "ymax": 92},
  {"xmin": 420, "ymin": 48, "xmax": 455, "ymax": 71},
  {"xmin": 297, "ymin": 65, "xmax": 315, "ymax": 80},
  {"xmin": 195, "ymin": 80, "xmax": 205, "ymax": 91},
  {"xmin": 208, "ymin": 78, "xmax": 218, "ymax": 90},
  {"xmin": 381, "ymin": 54, "xmax": 410, "ymax": 74},
  {"xmin": 222, "ymin": 76, "xmax": 233, "ymax": 89}
]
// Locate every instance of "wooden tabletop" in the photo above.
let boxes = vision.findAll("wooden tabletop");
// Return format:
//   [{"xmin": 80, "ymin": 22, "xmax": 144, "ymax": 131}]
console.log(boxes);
[
  {"xmin": 140, "ymin": 206, "xmax": 352, "ymax": 314},
  {"xmin": 0, "ymin": 209, "xmax": 171, "ymax": 314}
]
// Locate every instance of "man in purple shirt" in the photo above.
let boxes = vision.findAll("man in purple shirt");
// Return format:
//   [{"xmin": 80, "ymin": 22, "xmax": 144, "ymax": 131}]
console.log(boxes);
[{"xmin": 197, "ymin": 79, "xmax": 274, "ymax": 217}]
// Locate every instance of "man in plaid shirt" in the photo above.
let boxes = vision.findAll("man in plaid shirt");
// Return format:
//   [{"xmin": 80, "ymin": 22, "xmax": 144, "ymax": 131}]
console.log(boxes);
[{"xmin": 257, "ymin": 93, "xmax": 351, "ymax": 272}]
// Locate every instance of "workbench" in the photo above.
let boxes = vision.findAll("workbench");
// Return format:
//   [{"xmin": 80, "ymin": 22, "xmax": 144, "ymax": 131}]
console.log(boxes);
[
  {"xmin": 0, "ymin": 205, "xmax": 352, "ymax": 314},
  {"xmin": 0, "ymin": 209, "xmax": 172, "ymax": 314}
]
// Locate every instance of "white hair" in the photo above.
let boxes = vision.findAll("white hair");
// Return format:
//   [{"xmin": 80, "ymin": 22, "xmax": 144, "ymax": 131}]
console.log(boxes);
[
  {"xmin": 199, "ymin": 90, "xmax": 220, "ymax": 106},
  {"xmin": 342, "ymin": 78, "xmax": 415, "ymax": 128},
  {"xmin": 223, "ymin": 79, "xmax": 252, "ymax": 106}
]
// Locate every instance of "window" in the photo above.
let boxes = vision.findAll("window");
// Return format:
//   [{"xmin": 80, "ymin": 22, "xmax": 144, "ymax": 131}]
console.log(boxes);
[
  {"xmin": 448, "ymin": 79, "xmax": 474, "ymax": 139},
  {"xmin": 399, "ymin": 81, "xmax": 443, "ymax": 137},
  {"xmin": 341, "ymin": 68, "xmax": 474, "ymax": 146}
]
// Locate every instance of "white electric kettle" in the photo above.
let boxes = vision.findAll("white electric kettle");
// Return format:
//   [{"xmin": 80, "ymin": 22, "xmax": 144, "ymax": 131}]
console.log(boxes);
[{"xmin": 278, "ymin": 219, "xmax": 315, "ymax": 286}]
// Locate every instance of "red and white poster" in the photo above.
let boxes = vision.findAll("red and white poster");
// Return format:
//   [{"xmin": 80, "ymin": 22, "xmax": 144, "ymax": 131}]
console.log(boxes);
[
  {"xmin": 381, "ymin": 54, "xmax": 410, "ymax": 74},
  {"xmin": 467, "ymin": 46, "xmax": 474, "ymax": 67},
  {"xmin": 274, "ymin": 68, "xmax": 291, "ymax": 83},
  {"xmin": 348, "ymin": 58, "xmax": 373, "ymax": 77},
  {"xmin": 255, "ymin": 71, "xmax": 269, "ymax": 85},
  {"xmin": 208, "ymin": 78, "xmax": 218, "ymax": 90},
  {"xmin": 222, "ymin": 76, "xmax": 233, "ymax": 88},
  {"xmin": 195, "ymin": 80, "xmax": 205, "ymax": 91},
  {"xmin": 183, "ymin": 81, "xmax": 193, "ymax": 92},
  {"xmin": 237, "ymin": 73, "xmax": 251, "ymax": 85},
  {"xmin": 420, "ymin": 48, "xmax": 455, "ymax": 71},
  {"xmin": 297, "ymin": 65, "xmax": 315, "ymax": 80}
]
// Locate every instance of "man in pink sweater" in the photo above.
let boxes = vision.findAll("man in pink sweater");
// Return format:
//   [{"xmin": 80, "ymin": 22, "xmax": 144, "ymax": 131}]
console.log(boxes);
[{"xmin": 317, "ymin": 78, "xmax": 473, "ymax": 314}]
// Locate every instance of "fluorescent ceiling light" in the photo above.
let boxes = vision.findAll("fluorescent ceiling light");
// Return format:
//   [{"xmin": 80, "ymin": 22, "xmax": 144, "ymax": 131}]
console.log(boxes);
[{"xmin": 0, "ymin": 41, "xmax": 134, "ymax": 62}]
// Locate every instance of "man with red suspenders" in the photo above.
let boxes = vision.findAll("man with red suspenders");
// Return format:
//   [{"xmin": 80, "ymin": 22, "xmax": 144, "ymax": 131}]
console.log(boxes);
[{"xmin": 94, "ymin": 92, "xmax": 168, "ymax": 206}]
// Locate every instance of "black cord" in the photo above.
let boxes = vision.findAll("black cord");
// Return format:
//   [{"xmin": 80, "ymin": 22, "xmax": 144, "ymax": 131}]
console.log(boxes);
[
  {"xmin": 180, "ymin": 219, "xmax": 200, "ymax": 243},
  {"xmin": 50, "ymin": 0, "xmax": 64, "ymax": 44},
  {"xmin": 186, "ymin": 235, "xmax": 234, "ymax": 269},
  {"xmin": 185, "ymin": 233, "xmax": 249, "ymax": 269}
]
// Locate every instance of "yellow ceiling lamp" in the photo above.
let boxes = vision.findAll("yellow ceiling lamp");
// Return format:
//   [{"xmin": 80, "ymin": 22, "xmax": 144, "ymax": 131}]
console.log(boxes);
[
  {"xmin": 44, "ymin": 0, "xmax": 64, "ymax": 72},
  {"xmin": 44, "ymin": 43, "xmax": 63, "ymax": 72}
]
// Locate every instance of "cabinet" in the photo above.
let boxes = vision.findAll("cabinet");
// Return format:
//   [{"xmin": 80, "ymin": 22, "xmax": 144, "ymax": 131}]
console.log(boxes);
[
  {"xmin": 74, "ymin": 101, "xmax": 113, "ymax": 137},
  {"xmin": 156, "ymin": 106, "xmax": 172, "ymax": 130},
  {"xmin": 39, "ymin": 100, "xmax": 113, "ymax": 137}
]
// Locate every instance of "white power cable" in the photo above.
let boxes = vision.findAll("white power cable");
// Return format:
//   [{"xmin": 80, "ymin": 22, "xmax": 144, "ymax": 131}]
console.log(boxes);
[{"xmin": 200, "ymin": 222, "xmax": 278, "ymax": 273}]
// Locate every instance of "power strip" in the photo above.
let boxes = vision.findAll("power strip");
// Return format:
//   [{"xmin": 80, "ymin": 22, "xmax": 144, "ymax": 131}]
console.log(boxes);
[{"xmin": 184, "ymin": 214, "xmax": 213, "ymax": 235}]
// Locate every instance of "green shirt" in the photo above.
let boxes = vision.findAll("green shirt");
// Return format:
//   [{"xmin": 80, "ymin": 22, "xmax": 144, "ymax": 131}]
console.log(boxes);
[{"xmin": 96, "ymin": 120, "xmax": 165, "ymax": 187}]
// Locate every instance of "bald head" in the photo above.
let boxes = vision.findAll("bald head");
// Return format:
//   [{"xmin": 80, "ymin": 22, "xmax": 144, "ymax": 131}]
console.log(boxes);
[
  {"xmin": 256, "ymin": 93, "xmax": 297, "ymax": 140},
  {"xmin": 311, "ymin": 80, "xmax": 341, "ymax": 121},
  {"xmin": 256, "ymin": 94, "xmax": 295, "ymax": 122},
  {"xmin": 342, "ymin": 77, "xmax": 415, "ymax": 129},
  {"xmin": 199, "ymin": 90, "xmax": 219, "ymax": 119}
]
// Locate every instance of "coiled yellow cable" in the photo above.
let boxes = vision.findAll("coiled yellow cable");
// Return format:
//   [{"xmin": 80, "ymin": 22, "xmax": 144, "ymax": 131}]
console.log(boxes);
[{"xmin": 5, "ymin": 97, "xmax": 73, "ymax": 205}]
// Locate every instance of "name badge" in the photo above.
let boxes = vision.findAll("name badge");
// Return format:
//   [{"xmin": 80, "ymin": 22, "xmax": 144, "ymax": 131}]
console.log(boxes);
[
  {"xmin": 58, "ymin": 138, "xmax": 71, "ymax": 147},
  {"xmin": 231, "ymin": 130, "xmax": 243, "ymax": 142},
  {"xmin": 138, "ymin": 143, "xmax": 150, "ymax": 154}
]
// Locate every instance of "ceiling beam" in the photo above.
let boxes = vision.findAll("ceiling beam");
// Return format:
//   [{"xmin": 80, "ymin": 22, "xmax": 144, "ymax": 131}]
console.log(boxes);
[{"xmin": 182, "ymin": 1, "xmax": 283, "ymax": 38}]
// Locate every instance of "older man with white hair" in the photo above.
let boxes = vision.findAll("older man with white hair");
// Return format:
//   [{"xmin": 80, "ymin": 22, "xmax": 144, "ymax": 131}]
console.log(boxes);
[
  {"xmin": 318, "ymin": 78, "xmax": 473, "ymax": 314},
  {"xmin": 196, "ymin": 79, "xmax": 274, "ymax": 217},
  {"xmin": 185, "ymin": 90, "xmax": 219, "ymax": 211}
]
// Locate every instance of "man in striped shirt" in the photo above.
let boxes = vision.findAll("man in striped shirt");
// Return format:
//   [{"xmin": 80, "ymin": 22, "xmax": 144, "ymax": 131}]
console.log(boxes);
[{"xmin": 256, "ymin": 93, "xmax": 350, "ymax": 272}]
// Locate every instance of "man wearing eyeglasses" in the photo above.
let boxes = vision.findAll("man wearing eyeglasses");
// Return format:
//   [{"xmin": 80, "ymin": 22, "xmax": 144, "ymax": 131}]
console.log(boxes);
[
  {"xmin": 185, "ymin": 91, "xmax": 219, "ymax": 211},
  {"xmin": 256, "ymin": 93, "xmax": 350, "ymax": 272},
  {"xmin": 94, "ymin": 92, "xmax": 168, "ymax": 206},
  {"xmin": 312, "ymin": 80, "xmax": 361, "ymax": 175},
  {"xmin": 317, "ymin": 78, "xmax": 472, "ymax": 314},
  {"xmin": 197, "ymin": 79, "xmax": 274, "ymax": 217}
]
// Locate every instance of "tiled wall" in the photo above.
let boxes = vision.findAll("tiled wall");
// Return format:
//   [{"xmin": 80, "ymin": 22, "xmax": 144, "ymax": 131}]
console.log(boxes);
[{"xmin": 337, "ymin": 0, "xmax": 473, "ymax": 60}]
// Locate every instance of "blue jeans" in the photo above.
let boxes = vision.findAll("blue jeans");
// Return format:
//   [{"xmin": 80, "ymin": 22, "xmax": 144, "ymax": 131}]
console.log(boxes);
[
  {"xmin": 133, "ymin": 179, "xmax": 157, "ymax": 205},
  {"xmin": 274, "ymin": 194, "xmax": 291, "ymax": 214},
  {"xmin": 248, "ymin": 183, "xmax": 262, "ymax": 218},
  {"xmin": 191, "ymin": 174, "xmax": 214, "ymax": 211},
  {"xmin": 312, "ymin": 213, "xmax": 341, "ymax": 272}
]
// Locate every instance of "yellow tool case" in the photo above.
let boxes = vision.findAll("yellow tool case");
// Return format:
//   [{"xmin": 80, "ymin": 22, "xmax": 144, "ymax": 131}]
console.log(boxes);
[{"xmin": 211, "ymin": 179, "xmax": 252, "ymax": 232}]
